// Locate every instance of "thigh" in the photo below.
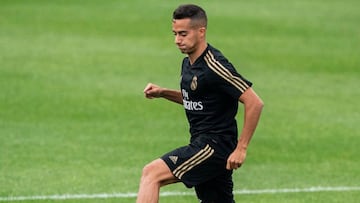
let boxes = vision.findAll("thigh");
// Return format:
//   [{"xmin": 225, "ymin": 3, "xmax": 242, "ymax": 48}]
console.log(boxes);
[
  {"xmin": 144, "ymin": 158, "xmax": 179, "ymax": 186},
  {"xmin": 195, "ymin": 170, "xmax": 235, "ymax": 203}
]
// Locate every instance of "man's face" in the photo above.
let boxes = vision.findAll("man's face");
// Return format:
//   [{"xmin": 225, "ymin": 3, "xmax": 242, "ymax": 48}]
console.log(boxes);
[{"xmin": 172, "ymin": 18, "xmax": 204, "ymax": 54}]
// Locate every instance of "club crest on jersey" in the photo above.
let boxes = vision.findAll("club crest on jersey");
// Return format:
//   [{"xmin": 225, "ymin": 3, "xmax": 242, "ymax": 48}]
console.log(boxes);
[{"xmin": 190, "ymin": 75, "xmax": 198, "ymax": 91}]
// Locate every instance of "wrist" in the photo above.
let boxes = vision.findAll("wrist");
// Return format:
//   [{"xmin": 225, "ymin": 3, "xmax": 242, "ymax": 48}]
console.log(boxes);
[
  {"xmin": 158, "ymin": 88, "xmax": 165, "ymax": 97},
  {"xmin": 236, "ymin": 143, "xmax": 248, "ymax": 150}
]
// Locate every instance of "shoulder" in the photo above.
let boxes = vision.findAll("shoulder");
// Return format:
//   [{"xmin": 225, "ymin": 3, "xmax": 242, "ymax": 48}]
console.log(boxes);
[
  {"xmin": 203, "ymin": 44, "xmax": 232, "ymax": 67},
  {"xmin": 207, "ymin": 44, "xmax": 223, "ymax": 56},
  {"xmin": 202, "ymin": 44, "xmax": 235, "ymax": 76},
  {"xmin": 182, "ymin": 57, "xmax": 190, "ymax": 65}
]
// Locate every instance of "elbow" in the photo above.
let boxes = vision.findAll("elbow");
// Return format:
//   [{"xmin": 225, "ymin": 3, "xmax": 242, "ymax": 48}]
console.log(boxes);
[
  {"xmin": 255, "ymin": 97, "xmax": 264, "ymax": 112},
  {"xmin": 240, "ymin": 88, "xmax": 264, "ymax": 111},
  {"xmin": 259, "ymin": 98, "xmax": 264, "ymax": 108},
  {"xmin": 245, "ymin": 97, "xmax": 263, "ymax": 113}
]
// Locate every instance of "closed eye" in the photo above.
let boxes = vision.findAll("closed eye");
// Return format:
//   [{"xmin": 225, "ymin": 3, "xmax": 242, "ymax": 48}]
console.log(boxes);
[{"xmin": 173, "ymin": 31, "xmax": 188, "ymax": 37}]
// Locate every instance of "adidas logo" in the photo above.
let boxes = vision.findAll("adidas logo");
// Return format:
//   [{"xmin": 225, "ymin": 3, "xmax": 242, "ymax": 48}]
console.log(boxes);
[{"xmin": 169, "ymin": 156, "xmax": 178, "ymax": 165}]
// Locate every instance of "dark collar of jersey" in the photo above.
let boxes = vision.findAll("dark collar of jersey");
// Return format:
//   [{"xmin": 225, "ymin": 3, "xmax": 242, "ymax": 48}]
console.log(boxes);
[{"xmin": 186, "ymin": 43, "xmax": 212, "ymax": 68}]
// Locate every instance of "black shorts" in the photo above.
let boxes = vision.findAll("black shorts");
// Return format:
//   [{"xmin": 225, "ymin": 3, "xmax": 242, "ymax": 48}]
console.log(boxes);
[{"xmin": 161, "ymin": 135, "xmax": 237, "ymax": 203}]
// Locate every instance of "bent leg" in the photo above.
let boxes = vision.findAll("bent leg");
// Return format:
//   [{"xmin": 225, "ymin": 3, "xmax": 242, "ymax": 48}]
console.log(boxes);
[{"xmin": 136, "ymin": 158, "xmax": 179, "ymax": 203}]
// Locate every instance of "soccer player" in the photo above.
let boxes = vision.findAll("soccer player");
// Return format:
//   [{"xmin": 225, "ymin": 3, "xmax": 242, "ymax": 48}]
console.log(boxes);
[{"xmin": 137, "ymin": 4, "xmax": 264, "ymax": 203}]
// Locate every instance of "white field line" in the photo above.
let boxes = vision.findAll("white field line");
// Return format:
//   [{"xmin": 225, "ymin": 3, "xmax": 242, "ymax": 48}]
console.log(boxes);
[{"xmin": 0, "ymin": 186, "xmax": 359, "ymax": 201}]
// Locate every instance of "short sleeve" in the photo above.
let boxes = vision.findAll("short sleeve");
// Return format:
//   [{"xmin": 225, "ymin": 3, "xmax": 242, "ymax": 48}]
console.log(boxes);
[{"xmin": 204, "ymin": 50, "xmax": 252, "ymax": 99}]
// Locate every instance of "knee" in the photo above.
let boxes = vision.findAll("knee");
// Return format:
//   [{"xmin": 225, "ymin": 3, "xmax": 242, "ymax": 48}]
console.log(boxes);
[
  {"xmin": 140, "ymin": 161, "xmax": 160, "ymax": 182},
  {"xmin": 139, "ymin": 159, "xmax": 176, "ymax": 187},
  {"xmin": 141, "ymin": 163, "xmax": 155, "ymax": 177}
]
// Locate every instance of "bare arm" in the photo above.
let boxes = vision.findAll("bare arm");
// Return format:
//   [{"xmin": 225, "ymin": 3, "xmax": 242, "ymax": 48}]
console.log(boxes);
[
  {"xmin": 143, "ymin": 83, "xmax": 183, "ymax": 105},
  {"xmin": 226, "ymin": 87, "xmax": 264, "ymax": 170}
]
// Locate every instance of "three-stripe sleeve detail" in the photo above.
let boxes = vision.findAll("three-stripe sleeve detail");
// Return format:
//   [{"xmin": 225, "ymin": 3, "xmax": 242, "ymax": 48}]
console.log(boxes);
[
  {"xmin": 205, "ymin": 50, "xmax": 249, "ymax": 93},
  {"xmin": 173, "ymin": 144, "xmax": 214, "ymax": 179}
]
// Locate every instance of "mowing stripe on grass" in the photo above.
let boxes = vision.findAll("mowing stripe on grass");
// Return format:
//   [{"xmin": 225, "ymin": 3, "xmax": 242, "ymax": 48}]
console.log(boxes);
[{"xmin": 1, "ymin": 186, "xmax": 359, "ymax": 201}]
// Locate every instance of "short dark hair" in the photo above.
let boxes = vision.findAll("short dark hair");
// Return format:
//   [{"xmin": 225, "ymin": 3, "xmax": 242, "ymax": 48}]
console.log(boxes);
[{"xmin": 173, "ymin": 4, "xmax": 207, "ymax": 28}]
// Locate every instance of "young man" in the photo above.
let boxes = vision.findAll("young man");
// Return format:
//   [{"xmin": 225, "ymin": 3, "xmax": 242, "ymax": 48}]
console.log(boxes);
[{"xmin": 137, "ymin": 4, "xmax": 263, "ymax": 203}]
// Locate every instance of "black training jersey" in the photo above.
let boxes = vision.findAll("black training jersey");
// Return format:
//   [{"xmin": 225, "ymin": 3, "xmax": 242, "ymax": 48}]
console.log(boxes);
[{"xmin": 180, "ymin": 44, "xmax": 252, "ymax": 138}]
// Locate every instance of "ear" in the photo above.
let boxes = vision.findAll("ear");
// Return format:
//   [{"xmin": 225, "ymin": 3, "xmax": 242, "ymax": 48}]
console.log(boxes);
[{"xmin": 199, "ymin": 27, "xmax": 206, "ymax": 37}]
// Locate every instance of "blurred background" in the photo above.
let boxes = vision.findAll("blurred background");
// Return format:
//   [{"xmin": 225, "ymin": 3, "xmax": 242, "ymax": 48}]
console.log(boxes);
[{"xmin": 0, "ymin": 0, "xmax": 359, "ymax": 202}]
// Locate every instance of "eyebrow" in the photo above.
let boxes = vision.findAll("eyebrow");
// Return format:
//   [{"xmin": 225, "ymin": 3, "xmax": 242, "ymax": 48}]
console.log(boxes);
[{"xmin": 173, "ymin": 30, "xmax": 188, "ymax": 35}]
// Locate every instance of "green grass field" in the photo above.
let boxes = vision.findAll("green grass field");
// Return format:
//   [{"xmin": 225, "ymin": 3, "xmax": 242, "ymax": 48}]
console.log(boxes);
[{"xmin": 1, "ymin": 0, "xmax": 359, "ymax": 202}]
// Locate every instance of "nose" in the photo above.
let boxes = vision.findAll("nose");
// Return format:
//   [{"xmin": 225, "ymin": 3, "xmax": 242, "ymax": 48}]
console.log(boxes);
[{"xmin": 174, "ymin": 35, "xmax": 181, "ymax": 44}]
